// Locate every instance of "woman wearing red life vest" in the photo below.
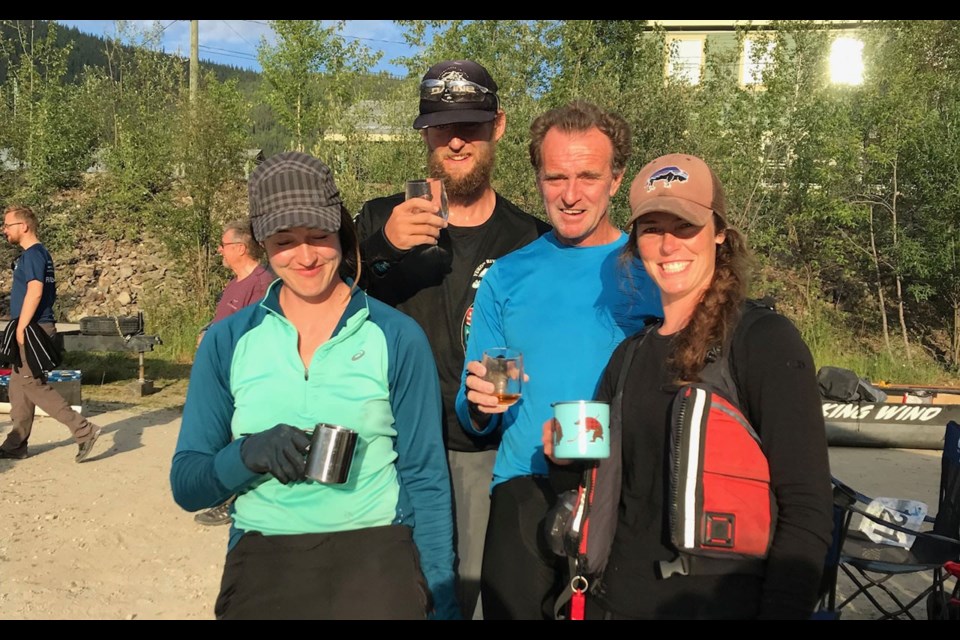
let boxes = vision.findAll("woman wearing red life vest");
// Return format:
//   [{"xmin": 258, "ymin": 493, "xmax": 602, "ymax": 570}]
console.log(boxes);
[{"xmin": 544, "ymin": 154, "xmax": 833, "ymax": 619}]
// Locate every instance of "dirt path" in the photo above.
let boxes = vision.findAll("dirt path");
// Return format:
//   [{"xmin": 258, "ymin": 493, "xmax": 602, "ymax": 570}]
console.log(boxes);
[{"xmin": 0, "ymin": 404, "xmax": 225, "ymax": 620}]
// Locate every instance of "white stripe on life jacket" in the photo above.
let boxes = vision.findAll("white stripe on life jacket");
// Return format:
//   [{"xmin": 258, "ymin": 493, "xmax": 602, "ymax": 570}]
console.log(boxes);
[{"xmin": 683, "ymin": 387, "xmax": 708, "ymax": 549}]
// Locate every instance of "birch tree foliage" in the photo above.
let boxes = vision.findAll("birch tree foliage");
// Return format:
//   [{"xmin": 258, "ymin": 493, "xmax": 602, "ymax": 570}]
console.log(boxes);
[
  {"xmin": 169, "ymin": 71, "xmax": 251, "ymax": 306},
  {"xmin": 866, "ymin": 21, "xmax": 960, "ymax": 364},
  {"xmin": 94, "ymin": 22, "xmax": 185, "ymax": 237},
  {"xmin": 0, "ymin": 20, "xmax": 101, "ymax": 200},
  {"xmin": 258, "ymin": 20, "xmax": 380, "ymax": 153}
]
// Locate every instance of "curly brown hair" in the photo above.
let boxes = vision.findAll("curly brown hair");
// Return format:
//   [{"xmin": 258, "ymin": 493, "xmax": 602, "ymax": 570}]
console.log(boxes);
[{"xmin": 623, "ymin": 214, "xmax": 751, "ymax": 382}]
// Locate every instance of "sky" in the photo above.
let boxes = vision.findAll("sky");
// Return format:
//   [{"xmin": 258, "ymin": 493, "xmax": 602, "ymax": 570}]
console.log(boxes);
[{"xmin": 54, "ymin": 20, "xmax": 418, "ymax": 78}]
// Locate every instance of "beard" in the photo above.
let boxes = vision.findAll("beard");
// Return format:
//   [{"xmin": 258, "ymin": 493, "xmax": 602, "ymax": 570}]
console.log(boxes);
[{"xmin": 428, "ymin": 143, "xmax": 496, "ymax": 204}]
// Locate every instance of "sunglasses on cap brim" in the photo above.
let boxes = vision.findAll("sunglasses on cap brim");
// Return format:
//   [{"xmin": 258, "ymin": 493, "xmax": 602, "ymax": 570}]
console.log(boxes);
[{"xmin": 420, "ymin": 78, "xmax": 498, "ymax": 107}]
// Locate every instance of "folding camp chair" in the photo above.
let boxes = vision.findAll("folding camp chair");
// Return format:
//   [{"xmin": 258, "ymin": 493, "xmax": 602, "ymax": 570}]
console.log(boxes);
[{"xmin": 821, "ymin": 420, "xmax": 960, "ymax": 620}]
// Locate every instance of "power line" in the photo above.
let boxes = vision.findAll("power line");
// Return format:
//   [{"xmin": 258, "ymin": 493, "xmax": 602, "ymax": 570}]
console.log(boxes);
[
  {"xmin": 220, "ymin": 19, "xmax": 258, "ymax": 50},
  {"xmin": 158, "ymin": 20, "xmax": 180, "ymax": 35},
  {"xmin": 343, "ymin": 34, "xmax": 410, "ymax": 47},
  {"xmin": 199, "ymin": 44, "xmax": 257, "ymax": 61}
]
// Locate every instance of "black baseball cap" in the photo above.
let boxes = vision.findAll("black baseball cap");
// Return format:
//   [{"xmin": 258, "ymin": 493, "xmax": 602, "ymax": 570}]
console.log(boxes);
[{"xmin": 413, "ymin": 59, "xmax": 500, "ymax": 130}]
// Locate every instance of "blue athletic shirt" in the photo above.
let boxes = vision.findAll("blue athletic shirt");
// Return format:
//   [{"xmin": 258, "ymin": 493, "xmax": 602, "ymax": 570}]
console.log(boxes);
[
  {"xmin": 11, "ymin": 243, "xmax": 56, "ymax": 324},
  {"xmin": 455, "ymin": 232, "xmax": 663, "ymax": 491},
  {"xmin": 171, "ymin": 279, "xmax": 457, "ymax": 618}
]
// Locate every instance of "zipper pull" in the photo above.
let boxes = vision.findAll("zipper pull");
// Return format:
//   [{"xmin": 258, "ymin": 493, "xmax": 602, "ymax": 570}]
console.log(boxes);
[
  {"xmin": 569, "ymin": 575, "xmax": 588, "ymax": 620},
  {"xmin": 570, "ymin": 588, "xmax": 586, "ymax": 620}
]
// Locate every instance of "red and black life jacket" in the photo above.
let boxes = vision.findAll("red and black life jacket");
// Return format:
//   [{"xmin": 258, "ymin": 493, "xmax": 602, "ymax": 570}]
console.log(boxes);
[{"xmin": 546, "ymin": 299, "xmax": 778, "ymax": 619}]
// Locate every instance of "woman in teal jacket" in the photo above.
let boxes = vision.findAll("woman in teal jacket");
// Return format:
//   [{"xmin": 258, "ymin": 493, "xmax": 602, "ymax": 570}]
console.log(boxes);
[{"xmin": 170, "ymin": 152, "xmax": 458, "ymax": 619}]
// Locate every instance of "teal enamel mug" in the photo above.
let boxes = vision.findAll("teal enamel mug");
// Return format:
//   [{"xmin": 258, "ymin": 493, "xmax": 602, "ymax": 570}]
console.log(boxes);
[{"xmin": 551, "ymin": 401, "xmax": 610, "ymax": 459}]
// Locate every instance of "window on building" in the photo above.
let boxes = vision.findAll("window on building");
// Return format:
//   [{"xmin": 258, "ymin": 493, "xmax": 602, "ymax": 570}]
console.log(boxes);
[
  {"xmin": 666, "ymin": 36, "xmax": 705, "ymax": 85},
  {"xmin": 741, "ymin": 36, "xmax": 776, "ymax": 86},
  {"xmin": 830, "ymin": 36, "xmax": 864, "ymax": 85}
]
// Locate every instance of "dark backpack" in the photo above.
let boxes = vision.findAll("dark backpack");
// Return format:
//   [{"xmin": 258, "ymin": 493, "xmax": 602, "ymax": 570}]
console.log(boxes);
[
  {"xmin": 545, "ymin": 299, "xmax": 777, "ymax": 619},
  {"xmin": 816, "ymin": 365, "xmax": 888, "ymax": 403}
]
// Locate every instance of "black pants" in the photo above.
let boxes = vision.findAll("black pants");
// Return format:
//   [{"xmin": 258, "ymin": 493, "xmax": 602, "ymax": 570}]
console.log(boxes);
[
  {"xmin": 215, "ymin": 525, "xmax": 430, "ymax": 620},
  {"xmin": 481, "ymin": 475, "xmax": 563, "ymax": 620}
]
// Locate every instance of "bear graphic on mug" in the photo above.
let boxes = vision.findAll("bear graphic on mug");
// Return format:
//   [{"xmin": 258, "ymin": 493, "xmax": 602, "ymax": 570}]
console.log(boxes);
[{"xmin": 555, "ymin": 415, "xmax": 604, "ymax": 443}]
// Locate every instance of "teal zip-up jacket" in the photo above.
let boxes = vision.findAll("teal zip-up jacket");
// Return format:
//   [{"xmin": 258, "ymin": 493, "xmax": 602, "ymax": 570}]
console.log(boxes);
[{"xmin": 171, "ymin": 280, "xmax": 458, "ymax": 618}]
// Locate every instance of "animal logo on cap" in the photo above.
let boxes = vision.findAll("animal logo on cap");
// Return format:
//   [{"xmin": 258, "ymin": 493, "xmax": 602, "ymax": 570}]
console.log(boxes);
[{"xmin": 646, "ymin": 166, "xmax": 689, "ymax": 191}]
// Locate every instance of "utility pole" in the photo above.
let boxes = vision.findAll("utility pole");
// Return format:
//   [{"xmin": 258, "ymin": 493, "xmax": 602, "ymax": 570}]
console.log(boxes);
[{"xmin": 190, "ymin": 20, "xmax": 199, "ymax": 103}]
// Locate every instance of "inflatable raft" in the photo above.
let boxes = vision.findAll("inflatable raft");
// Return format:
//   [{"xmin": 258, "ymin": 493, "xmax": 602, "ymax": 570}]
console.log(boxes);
[{"xmin": 823, "ymin": 385, "xmax": 960, "ymax": 449}]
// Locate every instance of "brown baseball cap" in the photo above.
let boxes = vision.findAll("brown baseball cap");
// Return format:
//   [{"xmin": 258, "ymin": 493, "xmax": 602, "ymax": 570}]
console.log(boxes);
[{"xmin": 627, "ymin": 153, "xmax": 726, "ymax": 228}]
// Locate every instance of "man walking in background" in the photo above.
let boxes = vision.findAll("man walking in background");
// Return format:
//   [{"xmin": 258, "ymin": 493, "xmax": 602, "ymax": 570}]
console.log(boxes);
[
  {"xmin": 193, "ymin": 219, "xmax": 274, "ymax": 526},
  {"xmin": 355, "ymin": 59, "xmax": 550, "ymax": 618},
  {"xmin": 0, "ymin": 205, "xmax": 103, "ymax": 463}
]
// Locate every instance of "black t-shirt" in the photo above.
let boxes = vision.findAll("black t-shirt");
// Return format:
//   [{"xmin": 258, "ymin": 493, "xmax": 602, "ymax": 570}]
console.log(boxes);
[
  {"xmin": 591, "ymin": 312, "xmax": 834, "ymax": 619},
  {"xmin": 355, "ymin": 192, "xmax": 551, "ymax": 452}
]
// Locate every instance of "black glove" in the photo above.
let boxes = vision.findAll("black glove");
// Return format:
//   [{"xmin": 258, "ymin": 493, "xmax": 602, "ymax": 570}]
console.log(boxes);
[{"xmin": 240, "ymin": 424, "xmax": 311, "ymax": 485}]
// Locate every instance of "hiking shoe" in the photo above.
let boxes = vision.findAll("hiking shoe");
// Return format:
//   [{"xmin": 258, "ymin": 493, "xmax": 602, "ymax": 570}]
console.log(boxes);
[
  {"xmin": 75, "ymin": 426, "xmax": 102, "ymax": 463},
  {"xmin": 0, "ymin": 447, "xmax": 28, "ymax": 460},
  {"xmin": 194, "ymin": 498, "xmax": 234, "ymax": 526}
]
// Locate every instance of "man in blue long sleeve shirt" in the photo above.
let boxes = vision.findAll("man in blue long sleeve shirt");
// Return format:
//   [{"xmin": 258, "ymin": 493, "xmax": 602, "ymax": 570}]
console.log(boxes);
[{"xmin": 456, "ymin": 101, "xmax": 662, "ymax": 620}]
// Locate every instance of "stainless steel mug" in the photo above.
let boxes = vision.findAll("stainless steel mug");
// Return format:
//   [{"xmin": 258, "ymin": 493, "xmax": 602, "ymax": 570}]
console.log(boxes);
[{"xmin": 304, "ymin": 423, "xmax": 358, "ymax": 484}]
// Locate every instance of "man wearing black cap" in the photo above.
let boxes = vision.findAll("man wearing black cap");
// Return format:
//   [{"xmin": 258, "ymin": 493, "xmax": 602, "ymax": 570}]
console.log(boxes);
[{"xmin": 355, "ymin": 59, "xmax": 550, "ymax": 619}]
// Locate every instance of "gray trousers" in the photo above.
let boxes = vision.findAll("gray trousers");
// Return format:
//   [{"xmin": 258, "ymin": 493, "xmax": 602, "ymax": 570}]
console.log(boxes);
[
  {"xmin": 448, "ymin": 448, "xmax": 497, "ymax": 620},
  {"xmin": 0, "ymin": 326, "xmax": 93, "ymax": 454}
]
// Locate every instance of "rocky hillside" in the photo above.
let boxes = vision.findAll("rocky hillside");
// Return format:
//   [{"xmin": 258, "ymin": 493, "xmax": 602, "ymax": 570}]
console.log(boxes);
[{"xmin": 0, "ymin": 232, "xmax": 188, "ymax": 324}]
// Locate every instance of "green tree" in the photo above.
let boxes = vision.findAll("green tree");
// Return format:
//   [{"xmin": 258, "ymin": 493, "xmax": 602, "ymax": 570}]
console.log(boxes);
[
  {"xmin": 865, "ymin": 21, "xmax": 960, "ymax": 367},
  {"xmin": 258, "ymin": 20, "xmax": 380, "ymax": 153},
  {"xmin": 94, "ymin": 22, "xmax": 184, "ymax": 237},
  {"xmin": 170, "ymin": 71, "xmax": 251, "ymax": 305},
  {"xmin": 0, "ymin": 20, "xmax": 101, "ymax": 199},
  {"xmin": 846, "ymin": 21, "xmax": 960, "ymax": 362},
  {"xmin": 680, "ymin": 23, "xmax": 869, "ymax": 349}
]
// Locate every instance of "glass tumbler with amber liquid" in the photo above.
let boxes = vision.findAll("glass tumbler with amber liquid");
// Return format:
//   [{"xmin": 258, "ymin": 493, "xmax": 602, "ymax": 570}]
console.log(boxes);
[{"xmin": 482, "ymin": 348, "xmax": 523, "ymax": 408}]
